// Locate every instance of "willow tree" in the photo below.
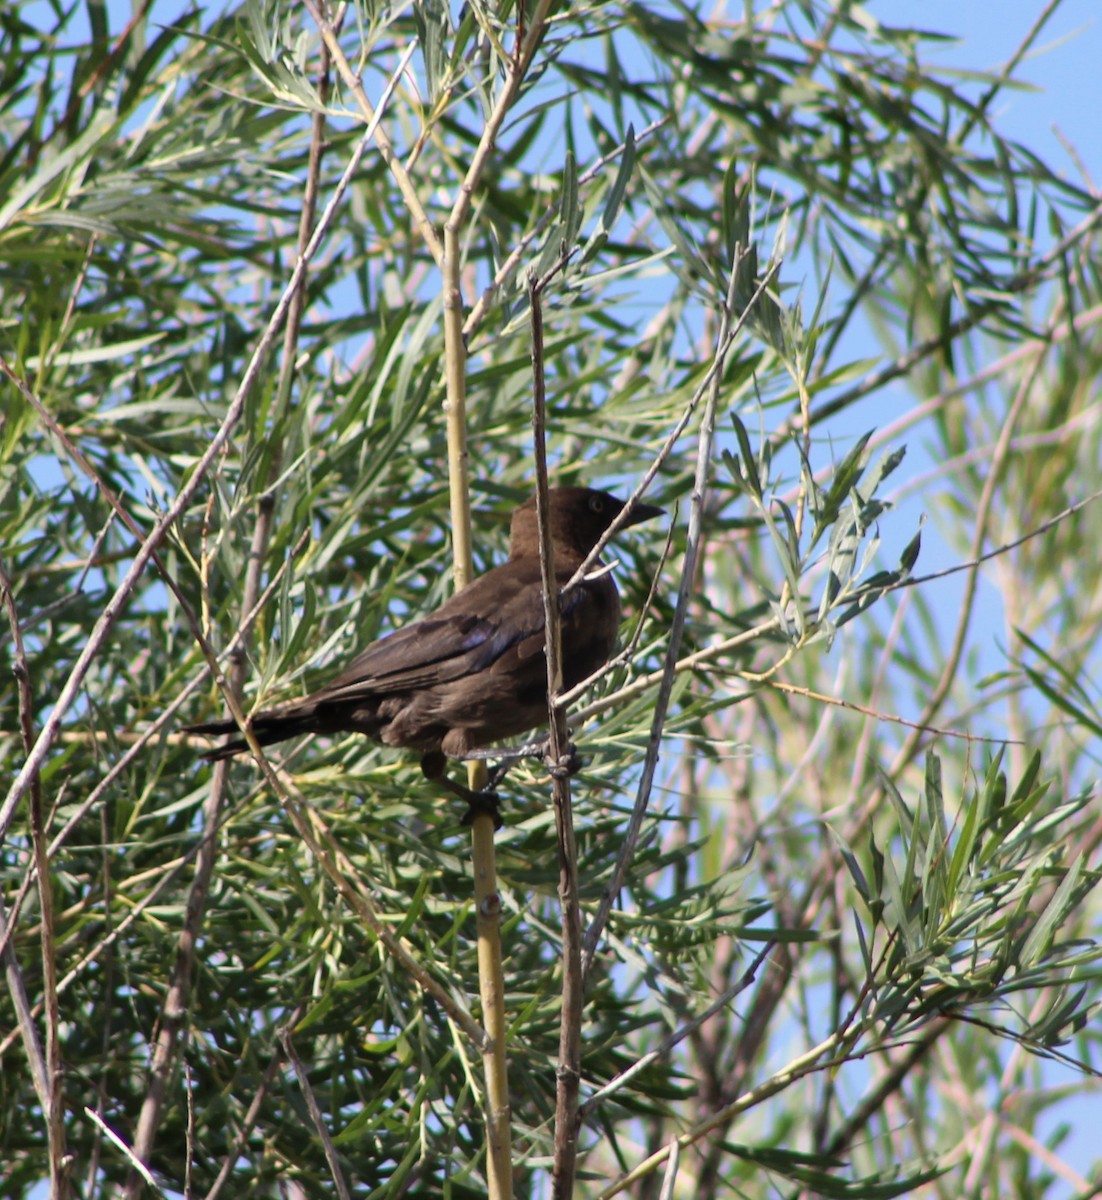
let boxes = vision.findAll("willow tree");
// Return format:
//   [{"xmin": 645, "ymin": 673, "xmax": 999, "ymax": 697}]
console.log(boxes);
[{"xmin": 2, "ymin": 2, "xmax": 1100, "ymax": 1197}]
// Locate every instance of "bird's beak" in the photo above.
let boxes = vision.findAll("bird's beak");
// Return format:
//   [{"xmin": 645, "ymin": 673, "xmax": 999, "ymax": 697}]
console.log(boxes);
[{"xmin": 623, "ymin": 500, "xmax": 665, "ymax": 528}]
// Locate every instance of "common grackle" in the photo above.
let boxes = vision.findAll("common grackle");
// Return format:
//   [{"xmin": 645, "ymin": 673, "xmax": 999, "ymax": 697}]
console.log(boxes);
[{"xmin": 185, "ymin": 486, "xmax": 661, "ymax": 813}]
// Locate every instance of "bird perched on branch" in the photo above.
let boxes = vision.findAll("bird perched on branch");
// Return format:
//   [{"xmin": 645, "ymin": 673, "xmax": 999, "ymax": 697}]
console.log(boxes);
[{"xmin": 186, "ymin": 486, "xmax": 662, "ymax": 818}]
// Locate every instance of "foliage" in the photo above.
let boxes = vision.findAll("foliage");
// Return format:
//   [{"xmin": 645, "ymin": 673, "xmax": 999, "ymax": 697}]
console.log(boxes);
[{"xmin": 1, "ymin": 0, "xmax": 1101, "ymax": 1197}]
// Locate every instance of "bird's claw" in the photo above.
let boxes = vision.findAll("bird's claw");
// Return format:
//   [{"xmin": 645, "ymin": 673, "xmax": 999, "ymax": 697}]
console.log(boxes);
[
  {"xmin": 460, "ymin": 737, "xmax": 583, "ymax": 777},
  {"xmin": 485, "ymin": 760, "xmax": 512, "ymax": 791},
  {"xmin": 544, "ymin": 741, "xmax": 583, "ymax": 780},
  {"xmin": 462, "ymin": 739, "xmax": 546, "ymax": 765},
  {"xmin": 459, "ymin": 790, "xmax": 504, "ymax": 830},
  {"xmin": 421, "ymin": 750, "xmax": 505, "ymax": 829}
]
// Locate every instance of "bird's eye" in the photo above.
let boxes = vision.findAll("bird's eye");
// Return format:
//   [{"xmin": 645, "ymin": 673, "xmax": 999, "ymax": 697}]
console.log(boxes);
[{"xmin": 588, "ymin": 495, "xmax": 605, "ymax": 513}]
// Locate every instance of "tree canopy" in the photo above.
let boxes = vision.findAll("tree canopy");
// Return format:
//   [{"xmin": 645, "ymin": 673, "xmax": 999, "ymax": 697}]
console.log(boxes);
[{"xmin": 2, "ymin": 1, "xmax": 1101, "ymax": 1197}]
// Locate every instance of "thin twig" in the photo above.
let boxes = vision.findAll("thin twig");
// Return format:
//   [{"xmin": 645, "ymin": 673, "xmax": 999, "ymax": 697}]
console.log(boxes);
[
  {"xmin": 594, "ymin": 1028, "xmax": 854, "ymax": 1199},
  {"xmin": 0, "ymin": 902, "xmax": 50, "ymax": 1116},
  {"xmin": 578, "ymin": 942, "xmax": 773, "ymax": 1121},
  {"xmin": 0, "ymin": 565, "xmax": 55, "ymax": 1141},
  {"xmin": 282, "ymin": 1026, "xmax": 353, "ymax": 1200},
  {"xmin": 83, "ymin": 1108, "xmax": 162, "ymax": 1194},
  {"xmin": 528, "ymin": 269, "xmax": 584, "ymax": 1199},
  {"xmin": 9, "ymin": 563, "xmax": 69, "ymax": 1192},
  {"xmin": 762, "ymin": 680, "xmax": 1024, "ymax": 747}
]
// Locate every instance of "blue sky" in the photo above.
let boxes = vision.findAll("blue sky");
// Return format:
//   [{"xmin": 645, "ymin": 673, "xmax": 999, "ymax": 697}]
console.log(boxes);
[{"xmin": 879, "ymin": 0, "xmax": 1099, "ymax": 181}]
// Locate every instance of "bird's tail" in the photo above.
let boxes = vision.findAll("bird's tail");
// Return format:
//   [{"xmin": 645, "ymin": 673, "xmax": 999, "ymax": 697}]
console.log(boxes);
[{"xmin": 183, "ymin": 712, "xmax": 318, "ymax": 762}]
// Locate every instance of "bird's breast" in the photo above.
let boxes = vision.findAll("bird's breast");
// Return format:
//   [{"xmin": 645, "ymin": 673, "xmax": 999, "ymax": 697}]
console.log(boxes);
[{"xmin": 560, "ymin": 571, "xmax": 622, "ymax": 690}]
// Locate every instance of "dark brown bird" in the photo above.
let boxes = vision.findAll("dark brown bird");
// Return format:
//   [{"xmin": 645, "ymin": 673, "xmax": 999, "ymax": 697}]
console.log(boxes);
[{"xmin": 186, "ymin": 487, "xmax": 662, "ymax": 781}]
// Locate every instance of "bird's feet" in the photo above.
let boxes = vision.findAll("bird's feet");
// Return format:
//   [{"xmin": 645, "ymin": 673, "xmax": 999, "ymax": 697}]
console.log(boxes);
[
  {"xmin": 543, "ymin": 741, "xmax": 582, "ymax": 780},
  {"xmin": 458, "ymin": 789, "xmax": 504, "ymax": 829},
  {"xmin": 420, "ymin": 750, "xmax": 504, "ymax": 830},
  {"xmin": 460, "ymin": 738, "xmax": 585, "ymax": 787}
]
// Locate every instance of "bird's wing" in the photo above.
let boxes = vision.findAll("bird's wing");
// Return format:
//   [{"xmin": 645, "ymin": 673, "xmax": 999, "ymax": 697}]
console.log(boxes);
[{"xmin": 308, "ymin": 560, "xmax": 579, "ymax": 702}]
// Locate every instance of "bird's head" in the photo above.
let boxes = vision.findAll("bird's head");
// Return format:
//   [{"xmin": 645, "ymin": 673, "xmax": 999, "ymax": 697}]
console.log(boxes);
[{"xmin": 509, "ymin": 486, "xmax": 663, "ymax": 561}]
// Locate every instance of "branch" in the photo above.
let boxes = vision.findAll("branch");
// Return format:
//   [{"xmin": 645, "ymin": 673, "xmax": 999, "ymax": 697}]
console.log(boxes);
[{"xmin": 528, "ymin": 270, "xmax": 584, "ymax": 1199}]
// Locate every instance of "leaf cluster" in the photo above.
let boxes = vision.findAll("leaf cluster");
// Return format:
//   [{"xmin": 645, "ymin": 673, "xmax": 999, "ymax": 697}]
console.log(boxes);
[{"xmin": 2, "ymin": 1, "xmax": 1101, "ymax": 1197}]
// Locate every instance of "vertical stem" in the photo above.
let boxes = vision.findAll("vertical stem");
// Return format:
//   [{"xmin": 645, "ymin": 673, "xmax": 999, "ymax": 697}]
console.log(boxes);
[
  {"xmin": 1, "ymin": 565, "xmax": 68, "ymax": 1197},
  {"xmin": 471, "ymin": 817, "xmax": 513, "ymax": 1195},
  {"xmin": 442, "ymin": 222, "xmax": 474, "ymax": 594},
  {"xmin": 434, "ymin": 8, "xmax": 566, "ymax": 1194},
  {"xmin": 442, "ymin": 114, "xmax": 514, "ymax": 1200},
  {"xmin": 528, "ymin": 273, "xmax": 583, "ymax": 1197}
]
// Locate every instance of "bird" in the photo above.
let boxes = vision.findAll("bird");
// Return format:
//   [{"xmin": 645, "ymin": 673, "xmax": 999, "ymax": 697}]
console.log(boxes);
[{"xmin": 185, "ymin": 486, "xmax": 662, "ymax": 817}]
